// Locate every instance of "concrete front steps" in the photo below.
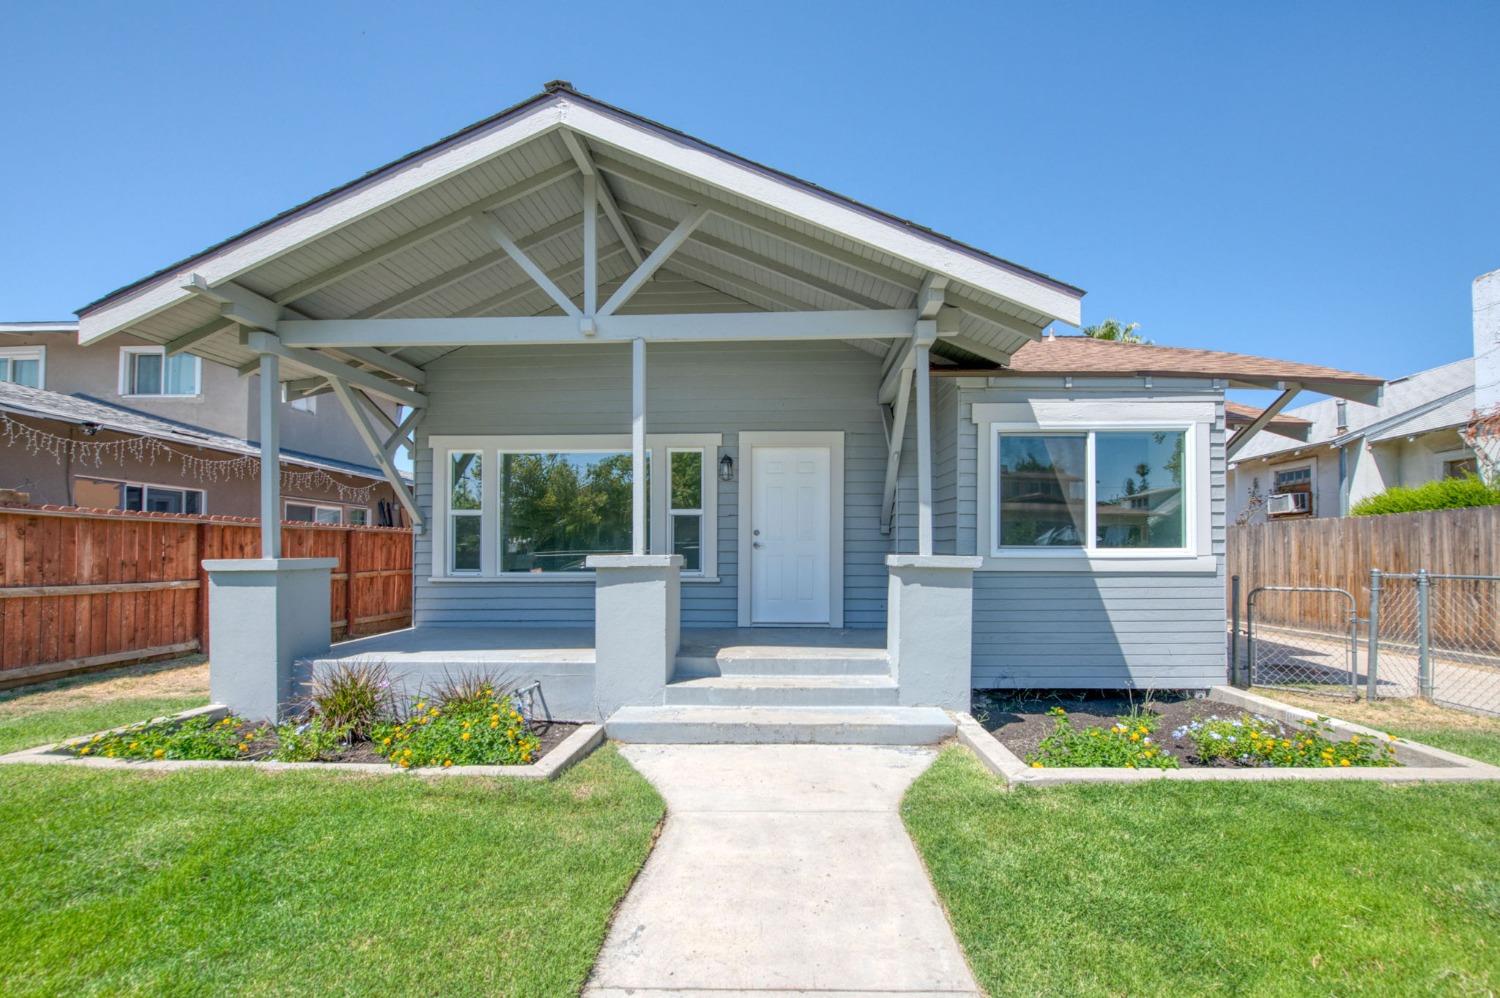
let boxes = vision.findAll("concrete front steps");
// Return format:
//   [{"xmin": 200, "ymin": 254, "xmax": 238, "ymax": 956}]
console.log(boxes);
[
  {"xmin": 664, "ymin": 673, "xmax": 899, "ymax": 707},
  {"xmin": 606, "ymin": 705, "xmax": 955, "ymax": 745}
]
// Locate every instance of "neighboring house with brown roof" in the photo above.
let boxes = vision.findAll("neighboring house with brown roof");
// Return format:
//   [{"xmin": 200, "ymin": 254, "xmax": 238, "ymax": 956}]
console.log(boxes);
[{"xmin": 0, "ymin": 321, "xmax": 406, "ymax": 523}]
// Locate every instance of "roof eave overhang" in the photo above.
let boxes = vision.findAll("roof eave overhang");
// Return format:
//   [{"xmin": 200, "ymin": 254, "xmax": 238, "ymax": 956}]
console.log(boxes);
[{"xmin": 76, "ymin": 89, "xmax": 1082, "ymax": 347}]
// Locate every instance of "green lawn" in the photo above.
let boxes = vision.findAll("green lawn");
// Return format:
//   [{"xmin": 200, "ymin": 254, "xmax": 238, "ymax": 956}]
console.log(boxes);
[
  {"xmin": 0, "ymin": 684, "xmax": 664, "ymax": 997},
  {"xmin": 0, "ymin": 694, "xmax": 208, "ymax": 756},
  {"xmin": 904, "ymin": 743, "xmax": 1500, "ymax": 997}
]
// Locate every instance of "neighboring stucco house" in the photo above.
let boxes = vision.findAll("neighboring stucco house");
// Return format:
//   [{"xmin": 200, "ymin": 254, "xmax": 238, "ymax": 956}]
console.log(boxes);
[
  {"xmin": 68, "ymin": 83, "xmax": 1382, "ymax": 735},
  {"xmin": 1227, "ymin": 356, "xmax": 1476, "ymax": 523},
  {"xmin": 0, "ymin": 321, "xmax": 405, "ymax": 523}
]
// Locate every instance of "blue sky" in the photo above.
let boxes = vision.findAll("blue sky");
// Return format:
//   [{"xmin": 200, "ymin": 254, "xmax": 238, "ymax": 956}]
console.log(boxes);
[{"xmin": 2, "ymin": 1, "xmax": 1497, "ymax": 387}]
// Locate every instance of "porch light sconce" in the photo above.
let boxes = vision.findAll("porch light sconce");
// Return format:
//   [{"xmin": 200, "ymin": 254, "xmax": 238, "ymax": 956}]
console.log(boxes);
[{"xmin": 719, "ymin": 452, "xmax": 735, "ymax": 482}]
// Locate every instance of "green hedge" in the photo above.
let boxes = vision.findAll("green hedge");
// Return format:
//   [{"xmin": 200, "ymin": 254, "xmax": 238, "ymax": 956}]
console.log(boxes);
[{"xmin": 1350, "ymin": 474, "xmax": 1500, "ymax": 516}]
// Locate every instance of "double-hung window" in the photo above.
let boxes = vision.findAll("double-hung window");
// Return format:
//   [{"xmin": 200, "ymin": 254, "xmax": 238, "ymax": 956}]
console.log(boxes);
[
  {"xmin": 447, "ymin": 451, "xmax": 484, "ymax": 573},
  {"xmin": 0, "ymin": 346, "xmax": 44, "ymax": 388},
  {"xmin": 995, "ymin": 428, "xmax": 1190, "ymax": 552},
  {"xmin": 430, "ymin": 434, "xmax": 719, "ymax": 580},
  {"xmin": 121, "ymin": 347, "xmax": 200, "ymax": 397}
]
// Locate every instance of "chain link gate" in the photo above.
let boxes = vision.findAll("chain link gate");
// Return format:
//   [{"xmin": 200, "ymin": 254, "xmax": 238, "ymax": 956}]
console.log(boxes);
[{"xmin": 1244, "ymin": 585, "xmax": 1360, "ymax": 698}]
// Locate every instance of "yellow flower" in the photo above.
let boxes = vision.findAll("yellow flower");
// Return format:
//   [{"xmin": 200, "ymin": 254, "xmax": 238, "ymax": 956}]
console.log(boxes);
[
  {"xmin": 416, "ymin": 701, "xmax": 426, "ymax": 711},
  {"xmin": 1130, "ymin": 733, "xmax": 1141, "ymax": 742},
  {"xmin": 462, "ymin": 720, "xmax": 471, "ymax": 729},
  {"xmin": 461, "ymin": 732, "xmax": 471, "ymax": 741},
  {"xmin": 443, "ymin": 759, "xmax": 453, "ymax": 767},
  {"xmin": 1340, "ymin": 759, "xmax": 1351, "ymax": 767},
  {"xmin": 129, "ymin": 741, "xmax": 139, "ymax": 750},
  {"xmin": 1281, "ymin": 740, "xmax": 1291, "ymax": 748},
  {"xmin": 153, "ymin": 748, "xmax": 166, "ymax": 759},
  {"xmin": 490, "ymin": 714, "xmax": 500, "ymax": 724},
  {"xmin": 1350, "ymin": 735, "xmax": 1360, "ymax": 745},
  {"xmin": 490, "ymin": 720, "xmax": 499, "ymax": 729},
  {"xmin": 238, "ymin": 743, "xmax": 248, "ymax": 753},
  {"xmin": 399, "ymin": 758, "xmax": 410, "ymax": 768},
  {"xmin": 1030, "ymin": 761, "xmax": 1044, "ymax": 769},
  {"xmin": 382, "ymin": 737, "xmax": 392, "ymax": 746},
  {"xmin": 79, "ymin": 746, "xmax": 91, "ymax": 756},
  {"xmin": 430, "ymin": 708, "xmax": 440, "ymax": 717}
]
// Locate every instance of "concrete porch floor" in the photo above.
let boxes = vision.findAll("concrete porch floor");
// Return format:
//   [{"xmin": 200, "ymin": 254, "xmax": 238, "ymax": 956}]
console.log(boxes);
[{"xmin": 322, "ymin": 624, "xmax": 887, "ymax": 667}]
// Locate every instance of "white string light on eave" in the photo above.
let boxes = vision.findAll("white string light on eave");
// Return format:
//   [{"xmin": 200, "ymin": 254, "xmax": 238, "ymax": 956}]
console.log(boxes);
[{"xmin": 0, "ymin": 412, "xmax": 377, "ymax": 504}]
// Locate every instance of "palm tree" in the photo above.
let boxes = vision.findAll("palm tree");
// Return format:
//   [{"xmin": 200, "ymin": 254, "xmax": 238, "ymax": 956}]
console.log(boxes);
[{"xmin": 1082, "ymin": 318, "xmax": 1147, "ymax": 344}]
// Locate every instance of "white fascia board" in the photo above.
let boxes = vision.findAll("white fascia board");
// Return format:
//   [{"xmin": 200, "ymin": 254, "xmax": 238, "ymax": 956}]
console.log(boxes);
[
  {"xmin": 558, "ymin": 100, "xmax": 1083, "ymax": 326},
  {"xmin": 78, "ymin": 99, "xmax": 568, "ymax": 344},
  {"xmin": 277, "ymin": 309, "xmax": 921, "ymax": 348}
]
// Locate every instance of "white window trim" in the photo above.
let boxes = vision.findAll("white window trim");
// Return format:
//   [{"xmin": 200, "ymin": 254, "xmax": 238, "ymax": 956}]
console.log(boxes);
[
  {"xmin": 427, "ymin": 433, "xmax": 721, "ymax": 582},
  {"xmin": 972, "ymin": 400, "xmax": 1215, "ymax": 574},
  {"xmin": 118, "ymin": 345, "xmax": 201, "ymax": 398},
  {"xmin": 0, "ymin": 345, "xmax": 46, "ymax": 388},
  {"xmin": 74, "ymin": 475, "xmax": 207, "ymax": 514}
]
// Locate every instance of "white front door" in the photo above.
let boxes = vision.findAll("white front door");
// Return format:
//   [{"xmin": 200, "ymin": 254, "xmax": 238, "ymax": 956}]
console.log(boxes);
[{"xmin": 750, "ymin": 446, "xmax": 832, "ymax": 624}]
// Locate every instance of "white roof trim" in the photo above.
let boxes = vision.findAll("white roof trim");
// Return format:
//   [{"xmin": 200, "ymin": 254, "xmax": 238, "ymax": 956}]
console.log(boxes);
[
  {"xmin": 79, "ymin": 91, "xmax": 1081, "ymax": 346},
  {"xmin": 1, "ymin": 321, "xmax": 79, "ymax": 334}
]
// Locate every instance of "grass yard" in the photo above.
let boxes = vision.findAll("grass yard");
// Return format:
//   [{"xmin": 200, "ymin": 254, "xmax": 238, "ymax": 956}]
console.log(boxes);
[
  {"xmin": 0, "ymin": 663, "xmax": 666, "ymax": 997},
  {"xmin": 904, "ymin": 738, "xmax": 1500, "ymax": 997},
  {"xmin": 1258, "ymin": 687, "xmax": 1500, "ymax": 766},
  {"xmin": 0, "ymin": 657, "xmax": 209, "ymax": 756}
]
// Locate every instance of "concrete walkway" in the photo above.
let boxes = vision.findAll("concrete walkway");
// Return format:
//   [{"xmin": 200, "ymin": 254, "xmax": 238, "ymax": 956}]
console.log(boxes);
[{"xmin": 585, "ymin": 744, "xmax": 979, "ymax": 997}]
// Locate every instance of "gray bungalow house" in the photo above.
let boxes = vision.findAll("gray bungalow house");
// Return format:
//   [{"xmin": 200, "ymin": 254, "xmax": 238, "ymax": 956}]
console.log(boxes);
[{"xmin": 74, "ymin": 83, "xmax": 1382, "ymax": 740}]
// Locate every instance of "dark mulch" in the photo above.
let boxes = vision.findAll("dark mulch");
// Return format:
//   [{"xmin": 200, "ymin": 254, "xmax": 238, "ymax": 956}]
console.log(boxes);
[{"xmin": 975, "ymin": 691, "xmax": 1293, "ymax": 768}]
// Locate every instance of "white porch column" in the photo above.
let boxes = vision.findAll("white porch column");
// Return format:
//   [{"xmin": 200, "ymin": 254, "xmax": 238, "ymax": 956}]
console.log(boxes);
[
  {"xmin": 914, "ymin": 336, "xmax": 933, "ymax": 556},
  {"xmin": 886, "ymin": 554, "xmax": 981, "ymax": 711},
  {"xmin": 258, "ymin": 351, "xmax": 281, "ymax": 557},
  {"xmin": 632, "ymin": 337, "xmax": 647, "ymax": 555}
]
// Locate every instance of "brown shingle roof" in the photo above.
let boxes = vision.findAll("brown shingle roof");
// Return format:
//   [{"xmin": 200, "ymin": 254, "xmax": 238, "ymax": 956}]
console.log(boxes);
[{"xmin": 1000, "ymin": 336, "xmax": 1382, "ymax": 390}]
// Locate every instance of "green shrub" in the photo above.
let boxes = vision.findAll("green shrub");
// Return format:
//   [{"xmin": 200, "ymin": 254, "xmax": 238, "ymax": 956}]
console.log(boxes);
[
  {"xmin": 427, "ymin": 670, "xmax": 505, "ymax": 713},
  {"xmin": 68, "ymin": 714, "xmax": 267, "ymax": 761},
  {"xmin": 372, "ymin": 693, "xmax": 540, "ymax": 769},
  {"xmin": 302, "ymin": 662, "xmax": 394, "ymax": 741},
  {"xmin": 1350, "ymin": 474, "xmax": 1500, "ymax": 517},
  {"xmin": 1176, "ymin": 712, "xmax": 1399, "ymax": 767},
  {"xmin": 1026, "ymin": 706, "xmax": 1179, "ymax": 770},
  {"xmin": 271, "ymin": 722, "xmax": 351, "ymax": 762}
]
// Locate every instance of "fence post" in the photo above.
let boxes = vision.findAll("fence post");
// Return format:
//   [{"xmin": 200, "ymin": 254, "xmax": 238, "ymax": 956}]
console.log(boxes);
[
  {"xmin": 1229, "ymin": 575, "xmax": 1243, "ymax": 687},
  {"xmin": 197, "ymin": 521, "xmax": 212, "ymax": 659},
  {"xmin": 1366, "ymin": 568, "xmax": 1381, "ymax": 701},
  {"xmin": 344, "ymin": 528, "xmax": 357, "ymax": 639},
  {"xmin": 1417, "ymin": 568, "xmax": 1433, "ymax": 700},
  {"xmin": 1244, "ymin": 590, "xmax": 1255, "ymax": 689}
]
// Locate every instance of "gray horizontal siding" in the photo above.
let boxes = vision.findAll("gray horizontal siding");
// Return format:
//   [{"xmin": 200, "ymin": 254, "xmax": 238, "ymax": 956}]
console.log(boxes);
[
  {"xmin": 414, "ymin": 340, "xmax": 901, "ymax": 628},
  {"xmin": 959, "ymin": 379, "xmax": 1228, "ymax": 689}
]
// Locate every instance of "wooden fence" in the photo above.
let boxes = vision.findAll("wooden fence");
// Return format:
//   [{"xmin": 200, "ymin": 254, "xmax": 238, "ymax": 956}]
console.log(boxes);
[
  {"xmin": 1226, "ymin": 505, "xmax": 1500, "ymax": 635},
  {"xmin": 0, "ymin": 505, "xmax": 412, "ymax": 689}
]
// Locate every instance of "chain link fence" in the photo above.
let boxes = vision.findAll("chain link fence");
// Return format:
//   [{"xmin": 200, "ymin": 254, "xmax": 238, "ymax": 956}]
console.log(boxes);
[
  {"xmin": 1231, "ymin": 571, "xmax": 1500, "ymax": 717},
  {"xmin": 1370, "ymin": 572, "xmax": 1500, "ymax": 715}
]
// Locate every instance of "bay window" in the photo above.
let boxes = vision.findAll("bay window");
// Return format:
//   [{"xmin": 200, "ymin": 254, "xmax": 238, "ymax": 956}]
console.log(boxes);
[{"xmin": 430, "ymin": 434, "xmax": 719, "ymax": 580}]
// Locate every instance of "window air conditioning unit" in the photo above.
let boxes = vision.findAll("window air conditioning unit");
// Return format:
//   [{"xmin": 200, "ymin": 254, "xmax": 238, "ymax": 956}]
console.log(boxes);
[{"xmin": 1267, "ymin": 492, "xmax": 1311, "ymax": 516}]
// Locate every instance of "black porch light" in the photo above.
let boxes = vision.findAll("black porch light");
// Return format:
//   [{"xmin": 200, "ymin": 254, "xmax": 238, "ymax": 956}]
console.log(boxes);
[{"xmin": 718, "ymin": 452, "xmax": 735, "ymax": 482}]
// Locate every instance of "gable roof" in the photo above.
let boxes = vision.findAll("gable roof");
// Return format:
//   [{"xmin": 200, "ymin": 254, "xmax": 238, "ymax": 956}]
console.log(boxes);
[
  {"xmin": 993, "ymin": 335, "xmax": 1383, "ymax": 402},
  {"xmin": 0, "ymin": 380, "xmax": 398, "ymax": 482},
  {"xmin": 74, "ymin": 83, "xmax": 1084, "ymax": 378}
]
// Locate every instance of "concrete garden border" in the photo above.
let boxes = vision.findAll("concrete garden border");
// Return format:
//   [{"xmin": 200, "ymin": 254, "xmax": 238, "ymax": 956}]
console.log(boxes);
[
  {"xmin": 0, "ymin": 704, "xmax": 603, "ymax": 781},
  {"xmin": 956, "ymin": 686, "xmax": 1500, "ymax": 787}
]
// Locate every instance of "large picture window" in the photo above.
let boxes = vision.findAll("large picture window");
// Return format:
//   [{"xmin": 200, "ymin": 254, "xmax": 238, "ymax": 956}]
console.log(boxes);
[
  {"xmin": 430, "ymin": 434, "xmax": 719, "ymax": 580},
  {"xmin": 995, "ymin": 427, "xmax": 1189, "ymax": 553},
  {"xmin": 499, "ymin": 451, "xmax": 634, "ymax": 573}
]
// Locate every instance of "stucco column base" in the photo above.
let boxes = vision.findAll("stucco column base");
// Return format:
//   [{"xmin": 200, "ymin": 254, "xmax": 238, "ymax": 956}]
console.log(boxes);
[
  {"xmin": 886, "ymin": 555, "xmax": 983, "ymax": 711},
  {"xmin": 204, "ymin": 558, "xmax": 337, "ymax": 722},
  {"xmin": 588, "ymin": 555, "xmax": 683, "ymax": 720}
]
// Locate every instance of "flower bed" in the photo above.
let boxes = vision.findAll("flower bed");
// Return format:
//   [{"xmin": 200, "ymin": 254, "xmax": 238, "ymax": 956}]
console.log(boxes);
[
  {"xmin": 979, "ymin": 692, "xmax": 1401, "ymax": 770},
  {"xmin": 64, "ymin": 668, "xmax": 577, "ymax": 769}
]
